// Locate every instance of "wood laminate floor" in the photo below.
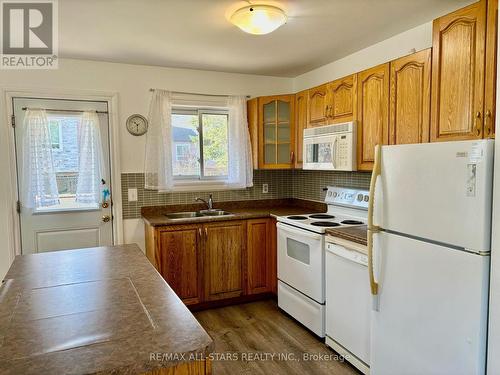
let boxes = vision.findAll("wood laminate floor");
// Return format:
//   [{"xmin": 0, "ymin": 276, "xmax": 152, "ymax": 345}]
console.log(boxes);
[{"xmin": 194, "ymin": 300, "xmax": 360, "ymax": 375}]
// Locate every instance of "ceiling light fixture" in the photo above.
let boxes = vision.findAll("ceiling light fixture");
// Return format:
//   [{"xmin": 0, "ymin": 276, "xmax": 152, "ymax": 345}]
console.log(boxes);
[{"xmin": 230, "ymin": 4, "xmax": 287, "ymax": 35}]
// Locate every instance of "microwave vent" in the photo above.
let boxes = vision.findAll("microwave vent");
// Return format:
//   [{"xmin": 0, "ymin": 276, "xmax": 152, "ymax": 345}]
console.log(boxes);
[{"xmin": 304, "ymin": 121, "xmax": 356, "ymax": 137}]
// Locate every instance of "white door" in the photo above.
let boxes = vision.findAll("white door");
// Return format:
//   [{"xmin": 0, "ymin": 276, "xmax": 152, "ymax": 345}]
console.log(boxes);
[
  {"xmin": 371, "ymin": 231, "xmax": 489, "ymax": 375},
  {"xmin": 13, "ymin": 98, "xmax": 113, "ymax": 254}
]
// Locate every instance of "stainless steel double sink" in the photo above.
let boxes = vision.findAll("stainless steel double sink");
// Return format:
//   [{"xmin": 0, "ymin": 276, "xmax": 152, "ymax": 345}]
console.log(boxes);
[{"xmin": 164, "ymin": 209, "xmax": 233, "ymax": 220}]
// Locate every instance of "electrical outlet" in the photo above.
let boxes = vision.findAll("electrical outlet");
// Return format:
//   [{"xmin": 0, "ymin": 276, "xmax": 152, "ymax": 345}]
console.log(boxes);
[
  {"xmin": 262, "ymin": 183, "xmax": 269, "ymax": 194},
  {"xmin": 128, "ymin": 188, "xmax": 138, "ymax": 202}
]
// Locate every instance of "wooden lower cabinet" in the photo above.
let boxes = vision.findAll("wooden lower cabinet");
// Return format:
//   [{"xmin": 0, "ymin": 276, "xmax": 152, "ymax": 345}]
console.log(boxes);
[
  {"xmin": 145, "ymin": 218, "xmax": 276, "ymax": 308},
  {"xmin": 203, "ymin": 221, "xmax": 246, "ymax": 301},
  {"xmin": 247, "ymin": 218, "xmax": 275, "ymax": 294},
  {"xmin": 156, "ymin": 225, "xmax": 202, "ymax": 305},
  {"xmin": 146, "ymin": 360, "xmax": 211, "ymax": 375}
]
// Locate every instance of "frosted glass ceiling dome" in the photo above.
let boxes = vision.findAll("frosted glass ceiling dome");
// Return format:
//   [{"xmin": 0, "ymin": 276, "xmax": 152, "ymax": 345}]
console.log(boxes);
[{"xmin": 230, "ymin": 5, "xmax": 287, "ymax": 35}]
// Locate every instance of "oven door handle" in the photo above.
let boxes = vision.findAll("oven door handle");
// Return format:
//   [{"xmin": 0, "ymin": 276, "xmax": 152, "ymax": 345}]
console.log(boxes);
[{"xmin": 277, "ymin": 222, "xmax": 324, "ymax": 240}]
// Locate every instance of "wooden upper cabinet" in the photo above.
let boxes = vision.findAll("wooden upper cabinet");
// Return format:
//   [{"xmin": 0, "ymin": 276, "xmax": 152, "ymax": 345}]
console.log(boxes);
[
  {"xmin": 308, "ymin": 84, "xmax": 329, "ymax": 127},
  {"xmin": 485, "ymin": 0, "xmax": 498, "ymax": 138},
  {"xmin": 431, "ymin": 0, "xmax": 487, "ymax": 141},
  {"xmin": 389, "ymin": 49, "xmax": 432, "ymax": 145},
  {"xmin": 247, "ymin": 219, "xmax": 273, "ymax": 295},
  {"xmin": 294, "ymin": 90, "xmax": 308, "ymax": 168},
  {"xmin": 357, "ymin": 63, "xmax": 390, "ymax": 171},
  {"xmin": 328, "ymin": 74, "xmax": 357, "ymax": 123},
  {"xmin": 157, "ymin": 225, "xmax": 202, "ymax": 305},
  {"xmin": 247, "ymin": 98, "xmax": 259, "ymax": 169},
  {"xmin": 258, "ymin": 95, "xmax": 295, "ymax": 169},
  {"xmin": 203, "ymin": 221, "xmax": 246, "ymax": 301}
]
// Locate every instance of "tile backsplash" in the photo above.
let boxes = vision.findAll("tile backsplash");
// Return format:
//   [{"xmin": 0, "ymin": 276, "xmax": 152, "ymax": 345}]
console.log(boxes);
[
  {"xmin": 291, "ymin": 170, "xmax": 371, "ymax": 202},
  {"xmin": 121, "ymin": 170, "xmax": 371, "ymax": 219}
]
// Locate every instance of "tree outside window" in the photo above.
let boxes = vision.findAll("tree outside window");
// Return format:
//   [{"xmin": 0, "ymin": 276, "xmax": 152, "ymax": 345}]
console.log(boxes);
[{"xmin": 171, "ymin": 109, "xmax": 228, "ymax": 180}]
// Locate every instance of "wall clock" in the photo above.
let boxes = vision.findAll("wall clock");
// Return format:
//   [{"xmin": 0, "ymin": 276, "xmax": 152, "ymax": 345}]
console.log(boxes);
[{"xmin": 126, "ymin": 114, "xmax": 148, "ymax": 136}]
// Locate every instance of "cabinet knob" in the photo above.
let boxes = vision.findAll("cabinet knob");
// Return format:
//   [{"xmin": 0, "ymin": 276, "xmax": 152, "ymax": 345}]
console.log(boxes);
[
  {"xmin": 102, "ymin": 215, "xmax": 111, "ymax": 223},
  {"xmin": 476, "ymin": 111, "xmax": 482, "ymax": 118},
  {"xmin": 290, "ymin": 151, "xmax": 295, "ymax": 163}
]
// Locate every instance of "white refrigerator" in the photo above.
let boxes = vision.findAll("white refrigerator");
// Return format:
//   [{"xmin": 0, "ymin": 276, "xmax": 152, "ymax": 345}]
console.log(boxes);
[{"xmin": 368, "ymin": 140, "xmax": 494, "ymax": 375}]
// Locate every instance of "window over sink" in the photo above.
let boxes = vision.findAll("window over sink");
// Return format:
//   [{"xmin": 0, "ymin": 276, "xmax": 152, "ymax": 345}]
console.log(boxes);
[
  {"xmin": 144, "ymin": 90, "xmax": 253, "ymax": 192},
  {"xmin": 172, "ymin": 108, "xmax": 229, "ymax": 181}
]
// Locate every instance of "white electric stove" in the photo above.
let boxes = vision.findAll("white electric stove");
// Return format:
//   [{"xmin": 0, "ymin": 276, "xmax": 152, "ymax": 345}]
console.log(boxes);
[
  {"xmin": 276, "ymin": 186, "xmax": 369, "ymax": 337},
  {"xmin": 278, "ymin": 187, "xmax": 369, "ymax": 233}
]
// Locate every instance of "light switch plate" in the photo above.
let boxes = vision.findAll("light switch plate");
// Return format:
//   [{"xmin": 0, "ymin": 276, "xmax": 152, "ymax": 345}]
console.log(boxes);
[
  {"xmin": 262, "ymin": 183, "xmax": 269, "ymax": 194},
  {"xmin": 128, "ymin": 188, "xmax": 138, "ymax": 202}
]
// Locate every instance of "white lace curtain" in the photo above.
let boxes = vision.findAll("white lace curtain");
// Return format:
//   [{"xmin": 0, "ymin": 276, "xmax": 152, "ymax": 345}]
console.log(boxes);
[
  {"xmin": 75, "ymin": 111, "xmax": 105, "ymax": 204},
  {"xmin": 22, "ymin": 109, "xmax": 105, "ymax": 208},
  {"xmin": 227, "ymin": 95, "xmax": 253, "ymax": 188},
  {"xmin": 144, "ymin": 89, "xmax": 174, "ymax": 191},
  {"xmin": 22, "ymin": 109, "xmax": 60, "ymax": 208},
  {"xmin": 143, "ymin": 91, "xmax": 253, "ymax": 191}
]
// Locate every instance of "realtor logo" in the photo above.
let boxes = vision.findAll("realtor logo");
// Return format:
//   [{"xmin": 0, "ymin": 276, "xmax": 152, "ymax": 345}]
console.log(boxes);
[{"xmin": 1, "ymin": 0, "xmax": 58, "ymax": 69}]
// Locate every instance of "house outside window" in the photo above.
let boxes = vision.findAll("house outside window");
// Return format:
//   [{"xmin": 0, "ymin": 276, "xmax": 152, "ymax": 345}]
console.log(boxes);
[{"xmin": 47, "ymin": 114, "xmax": 80, "ymax": 196}]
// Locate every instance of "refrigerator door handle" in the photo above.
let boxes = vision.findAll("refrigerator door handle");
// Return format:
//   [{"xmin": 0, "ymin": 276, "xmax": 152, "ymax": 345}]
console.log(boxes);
[{"xmin": 368, "ymin": 144, "xmax": 382, "ymax": 296}]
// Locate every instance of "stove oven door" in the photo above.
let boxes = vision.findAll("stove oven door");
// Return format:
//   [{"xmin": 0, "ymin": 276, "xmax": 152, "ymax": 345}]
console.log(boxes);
[{"xmin": 277, "ymin": 222, "xmax": 325, "ymax": 303}]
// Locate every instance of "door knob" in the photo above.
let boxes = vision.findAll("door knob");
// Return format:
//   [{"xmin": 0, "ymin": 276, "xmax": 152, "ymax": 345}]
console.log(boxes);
[{"xmin": 102, "ymin": 215, "xmax": 111, "ymax": 223}]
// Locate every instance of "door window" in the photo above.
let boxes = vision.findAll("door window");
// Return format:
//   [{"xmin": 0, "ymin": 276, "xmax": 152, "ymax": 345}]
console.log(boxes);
[{"xmin": 32, "ymin": 113, "xmax": 104, "ymax": 212}]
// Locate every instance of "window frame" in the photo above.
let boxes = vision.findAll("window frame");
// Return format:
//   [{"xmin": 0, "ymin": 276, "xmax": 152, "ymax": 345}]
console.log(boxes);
[{"xmin": 171, "ymin": 107, "xmax": 229, "ymax": 182}]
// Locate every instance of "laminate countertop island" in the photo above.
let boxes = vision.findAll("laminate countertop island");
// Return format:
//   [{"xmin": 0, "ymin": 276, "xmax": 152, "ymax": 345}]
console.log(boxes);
[{"xmin": 0, "ymin": 244, "xmax": 214, "ymax": 375}]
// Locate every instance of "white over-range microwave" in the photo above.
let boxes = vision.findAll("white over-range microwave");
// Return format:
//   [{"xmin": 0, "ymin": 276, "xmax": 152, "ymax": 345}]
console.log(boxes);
[{"xmin": 303, "ymin": 121, "xmax": 357, "ymax": 171}]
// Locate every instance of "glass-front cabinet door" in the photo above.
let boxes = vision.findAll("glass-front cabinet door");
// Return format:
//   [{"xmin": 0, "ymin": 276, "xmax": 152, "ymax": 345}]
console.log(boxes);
[{"xmin": 258, "ymin": 95, "xmax": 295, "ymax": 169}]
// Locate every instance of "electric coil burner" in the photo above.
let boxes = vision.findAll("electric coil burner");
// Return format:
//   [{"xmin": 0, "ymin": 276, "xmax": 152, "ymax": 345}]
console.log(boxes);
[
  {"xmin": 311, "ymin": 221, "xmax": 341, "ymax": 227},
  {"xmin": 341, "ymin": 220, "xmax": 364, "ymax": 225},
  {"xmin": 287, "ymin": 216, "xmax": 308, "ymax": 220},
  {"xmin": 309, "ymin": 214, "xmax": 335, "ymax": 219}
]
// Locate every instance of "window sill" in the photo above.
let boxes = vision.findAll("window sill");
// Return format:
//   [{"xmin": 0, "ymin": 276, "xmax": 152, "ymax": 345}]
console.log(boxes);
[{"xmin": 161, "ymin": 180, "xmax": 245, "ymax": 193}]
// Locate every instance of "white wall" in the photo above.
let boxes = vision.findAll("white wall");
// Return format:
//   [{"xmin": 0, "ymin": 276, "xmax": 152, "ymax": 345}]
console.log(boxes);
[
  {"xmin": 0, "ymin": 58, "xmax": 293, "ymax": 172},
  {"xmin": 0, "ymin": 59, "xmax": 293, "ymax": 277},
  {"xmin": 293, "ymin": 22, "xmax": 433, "ymax": 92}
]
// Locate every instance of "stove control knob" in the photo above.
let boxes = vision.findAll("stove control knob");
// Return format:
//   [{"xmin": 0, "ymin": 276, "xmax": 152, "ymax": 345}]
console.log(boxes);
[
  {"xmin": 333, "ymin": 192, "xmax": 338, "ymax": 198},
  {"xmin": 357, "ymin": 193, "xmax": 363, "ymax": 202},
  {"xmin": 364, "ymin": 195, "xmax": 369, "ymax": 202}
]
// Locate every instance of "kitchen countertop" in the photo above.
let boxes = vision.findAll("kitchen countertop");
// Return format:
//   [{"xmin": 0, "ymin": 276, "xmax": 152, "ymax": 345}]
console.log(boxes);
[
  {"xmin": 142, "ymin": 198, "xmax": 327, "ymax": 227},
  {"xmin": 326, "ymin": 225, "xmax": 368, "ymax": 247},
  {"xmin": 0, "ymin": 244, "xmax": 214, "ymax": 375}
]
